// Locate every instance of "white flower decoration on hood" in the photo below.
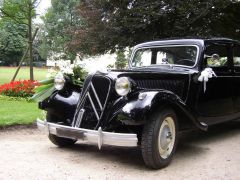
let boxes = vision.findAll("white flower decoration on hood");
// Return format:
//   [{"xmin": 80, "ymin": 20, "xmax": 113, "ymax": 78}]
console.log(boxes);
[
  {"xmin": 56, "ymin": 60, "xmax": 74, "ymax": 75},
  {"xmin": 198, "ymin": 68, "xmax": 217, "ymax": 92},
  {"xmin": 61, "ymin": 66, "xmax": 74, "ymax": 75}
]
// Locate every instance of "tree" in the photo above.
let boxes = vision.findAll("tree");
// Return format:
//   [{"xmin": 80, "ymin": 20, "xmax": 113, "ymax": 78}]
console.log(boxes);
[
  {"xmin": 0, "ymin": 0, "xmax": 39, "ymax": 80},
  {"xmin": 35, "ymin": 27, "xmax": 49, "ymax": 61},
  {"xmin": 69, "ymin": 0, "xmax": 240, "ymax": 55},
  {"xmin": 41, "ymin": 0, "xmax": 82, "ymax": 62},
  {"xmin": 210, "ymin": 2, "xmax": 240, "ymax": 39},
  {"xmin": 115, "ymin": 50, "xmax": 127, "ymax": 69},
  {"xmin": 0, "ymin": 20, "xmax": 27, "ymax": 66}
]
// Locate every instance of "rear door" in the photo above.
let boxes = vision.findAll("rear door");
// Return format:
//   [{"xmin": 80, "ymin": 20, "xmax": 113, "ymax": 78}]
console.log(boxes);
[{"xmin": 196, "ymin": 42, "xmax": 234, "ymax": 123}]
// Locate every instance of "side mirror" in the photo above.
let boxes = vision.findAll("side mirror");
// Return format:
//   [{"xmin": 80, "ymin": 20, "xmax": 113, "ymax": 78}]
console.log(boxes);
[
  {"xmin": 212, "ymin": 54, "xmax": 220, "ymax": 61},
  {"xmin": 204, "ymin": 53, "xmax": 220, "ymax": 60},
  {"xmin": 204, "ymin": 53, "xmax": 221, "ymax": 67}
]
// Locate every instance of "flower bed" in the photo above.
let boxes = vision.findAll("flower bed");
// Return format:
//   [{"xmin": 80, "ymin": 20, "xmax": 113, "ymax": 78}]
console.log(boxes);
[{"xmin": 0, "ymin": 80, "xmax": 39, "ymax": 98}]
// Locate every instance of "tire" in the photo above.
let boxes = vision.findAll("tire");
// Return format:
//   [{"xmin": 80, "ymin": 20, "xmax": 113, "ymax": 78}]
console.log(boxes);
[
  {"xmin": 141, "ymin": 108, "xmax": 178, "ymax": 169},
  {"xmin": 47, "ymin": 112, "xmax": 76, "ymax": 147},
  {"xmin": 48, "ymin": 134, "xmax": 76, "ymax": 147}
]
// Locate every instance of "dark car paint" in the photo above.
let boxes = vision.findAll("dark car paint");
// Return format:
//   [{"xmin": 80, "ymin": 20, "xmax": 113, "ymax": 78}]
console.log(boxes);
[
  {"xmin": 40, "ymin": 90, "xmax": 81, "ymax": 124},
  {"xmin": 39, "ymin": 38, "xmax": 240, "ymax": 132},
  {"xmin": 197, "ymin": 39, "xmax": 240, "ymax": 124},
  {"xmin": 113, "ymin": 90, "xmax": 206, "ymax": 130}
]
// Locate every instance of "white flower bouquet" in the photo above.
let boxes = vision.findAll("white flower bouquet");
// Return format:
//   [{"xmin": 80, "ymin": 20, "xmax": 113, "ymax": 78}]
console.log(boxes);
[{"xmin": 31, "ymin": 61, "xmax": 87, "ymax": 102}]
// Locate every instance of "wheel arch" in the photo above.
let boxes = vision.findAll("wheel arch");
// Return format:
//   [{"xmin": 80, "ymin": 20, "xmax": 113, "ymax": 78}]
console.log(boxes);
[
  {"xmin": 116, "ymin": 90, "xmax": 207, "ymax": 131},
  {"xmin": 148, "ymin": 101, "xmax": 197, "ymax": 131},
  {"xmin": 147, "ymin": 95, "xmax": 207, "ymax": 131}
]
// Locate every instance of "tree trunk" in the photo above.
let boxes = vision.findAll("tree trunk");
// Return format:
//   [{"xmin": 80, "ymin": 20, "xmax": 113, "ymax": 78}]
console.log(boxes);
[
  {"xmin": 28, "ymin": 0, "xmax": 33, "ymax": 80},
  {"xmin": 12, "ymin": 28, "xmax": 39, "ymax": 82}
]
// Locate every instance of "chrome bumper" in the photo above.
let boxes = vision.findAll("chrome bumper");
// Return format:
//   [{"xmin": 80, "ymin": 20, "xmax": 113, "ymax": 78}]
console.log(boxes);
[{"xmin": 36, "ymin": 119, "xmax": 138, "ymax": 149}]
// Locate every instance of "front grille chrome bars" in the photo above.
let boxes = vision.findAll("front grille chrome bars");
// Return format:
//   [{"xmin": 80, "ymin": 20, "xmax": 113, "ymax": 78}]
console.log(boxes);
[
  {"xmin": 75, "ymin": 109, "xmax": 85, "ymax": 127},
  {"xmin": 73, "ymin": 75, "xmax": 111, "ymax": 129},
  {"xmin": 87, "ymin": 92, "xmax": 100, "ymax": 120},
  {"xmin": 90, "ymin": 83, "xmax": 103, "ymax": 110},
  {"xmin": 81, "ymin": 82, "xmax": 105, "ymax": 122}
]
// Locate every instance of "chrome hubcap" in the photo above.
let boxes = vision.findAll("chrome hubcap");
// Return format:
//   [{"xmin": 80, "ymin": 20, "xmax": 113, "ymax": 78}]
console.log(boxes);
[{"xmin": 158, "ymin": 117, "xmax": 175, "ymax": 159}]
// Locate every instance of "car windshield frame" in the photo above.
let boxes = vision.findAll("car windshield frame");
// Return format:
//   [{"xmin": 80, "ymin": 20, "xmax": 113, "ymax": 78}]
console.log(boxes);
[{"xmin": 129, "ymin": 45, "xmax": 200, "ymax": 69}]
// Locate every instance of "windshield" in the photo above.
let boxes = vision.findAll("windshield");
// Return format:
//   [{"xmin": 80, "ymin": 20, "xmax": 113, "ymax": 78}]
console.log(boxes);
[{"xmin": 131, "ymin": 46, "xmax": 198, "ymax": 68}]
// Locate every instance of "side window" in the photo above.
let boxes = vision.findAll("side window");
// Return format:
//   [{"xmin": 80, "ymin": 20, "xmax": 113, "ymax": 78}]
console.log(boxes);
[
  {"xmin": 156, "ymin": 51, "xmax": 174, "ymax": 64},
  {"xmin": 132, "ymin": 49, "xmax": 152, "ymax": 67},
  {"xmin": 156, "ymin": 51, "xmax": 167, "ymax": 64},
  {"xmin": 205, "ymin": 44, "xmax": 228, "ymax": 67},
  {"xmin": 233, "ymin": 46, "xmax": 240, "ymax": 66}
]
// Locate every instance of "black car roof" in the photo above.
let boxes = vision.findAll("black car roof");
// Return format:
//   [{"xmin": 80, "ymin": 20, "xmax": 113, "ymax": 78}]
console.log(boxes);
[
  {"xmin": 135, "ymin": 38, "xmax": 240, "ymax": 49},
  {"xmin": 204, "ymin": 38, "xmax": 240, "ymax": 44}
]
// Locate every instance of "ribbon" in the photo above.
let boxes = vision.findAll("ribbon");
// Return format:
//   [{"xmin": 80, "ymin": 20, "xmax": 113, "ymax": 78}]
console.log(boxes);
[{"xmin": 198, "ymin": 68, "xmax": 217, "ymax": 92}]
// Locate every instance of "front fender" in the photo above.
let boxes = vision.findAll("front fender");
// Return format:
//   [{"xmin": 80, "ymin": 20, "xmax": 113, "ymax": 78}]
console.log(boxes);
[
  {"xmin": 39, "ymin": 90, "xmax": 80, "ymax": 123},
  {"xmin": 115, "ymin": 90, "xmax": 207, "ymax": 131}
]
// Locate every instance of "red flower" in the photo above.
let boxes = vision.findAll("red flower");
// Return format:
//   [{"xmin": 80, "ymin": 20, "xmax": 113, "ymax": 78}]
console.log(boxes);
[{"xmin": 0, "ymin": 80, "xmax": 39, "ymax": 98}]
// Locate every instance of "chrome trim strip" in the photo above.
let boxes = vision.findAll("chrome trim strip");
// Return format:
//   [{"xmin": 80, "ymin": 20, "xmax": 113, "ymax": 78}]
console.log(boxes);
[
  {"xmin": 72, "ymin": 80, "xmax": 92, "ymax": 127},
  {"xmin": 90, "ymin": 83, "xmax": 103, "ymax": 110},
  {"xmin": 75, "ymin": 109, "xmax": 85, "ymax": 127},
  {"xmin": 37, "ymin": 119, "xmax": 138, "ymax": 149},
  {"xmin": 76, "ymin": 76, "xmax": 93, "ymax": 110},
  {"xmin": 97, "ymin": 127, "xmax": 103, "ymax": 150},
  {"xmin": 87, "ymin": 92, "xmax": 100, "ymax": 120}
]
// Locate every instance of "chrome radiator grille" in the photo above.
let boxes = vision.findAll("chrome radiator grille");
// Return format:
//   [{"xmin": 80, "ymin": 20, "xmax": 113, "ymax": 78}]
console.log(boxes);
[{"xmin": 73, "ymin": 75, "xmax": 111, "ymax": 129}]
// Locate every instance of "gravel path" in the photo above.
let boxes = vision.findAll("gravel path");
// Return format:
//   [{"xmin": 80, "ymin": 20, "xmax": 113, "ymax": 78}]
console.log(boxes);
[{"xmin": 1, "ymin": 122, "xmax": 240, "ymax": 180}]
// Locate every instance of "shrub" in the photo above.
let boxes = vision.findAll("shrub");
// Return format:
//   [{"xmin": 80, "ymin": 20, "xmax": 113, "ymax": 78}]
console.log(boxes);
[{"xmin": 0, "ymin": 80, "xmax": 39, "ymax": 98}]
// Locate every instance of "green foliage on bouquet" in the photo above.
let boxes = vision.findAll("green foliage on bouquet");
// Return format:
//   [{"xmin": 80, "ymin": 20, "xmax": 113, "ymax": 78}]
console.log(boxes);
[{"xmin": 31, "ymin": 62, "xmax": 87, "ymax": 102}]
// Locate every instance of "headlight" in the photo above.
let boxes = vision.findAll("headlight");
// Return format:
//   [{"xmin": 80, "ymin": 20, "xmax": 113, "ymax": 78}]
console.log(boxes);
[
  {"xmin": 115, "ymin": 77, "xmax": 131, "ymax": 96},
  {"xmin": 54, "ymin": 73, "xmax": 65, "ymax": 90}
]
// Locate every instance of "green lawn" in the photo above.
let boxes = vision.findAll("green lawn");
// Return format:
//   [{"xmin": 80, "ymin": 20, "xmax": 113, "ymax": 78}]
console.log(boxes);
[
  {"xmin": 0, "ymin": 96, "xmax": 42, "ymax": 126},
  {"xmin": 0, "ymin": 66, "xmax": 48, "ymax": 85},
  {"xmin": 0, "ymin": 67, "xmax": 47, "ymax": 127}
]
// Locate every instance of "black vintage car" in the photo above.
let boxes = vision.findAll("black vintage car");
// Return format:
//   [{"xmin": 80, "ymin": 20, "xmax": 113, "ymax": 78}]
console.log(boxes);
[{"xmin": 37, "ymin": 38, "xmax": 240, "ymax": 169}]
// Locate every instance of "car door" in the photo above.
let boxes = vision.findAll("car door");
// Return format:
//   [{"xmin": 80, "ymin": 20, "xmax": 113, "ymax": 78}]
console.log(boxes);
[
  {"xmin": 233, "ymin": 44, "xmax": 240, "ymax": 113},
  {"xmin": 196, "ymin": 42, "xmax": 234, "ymax": 124}
]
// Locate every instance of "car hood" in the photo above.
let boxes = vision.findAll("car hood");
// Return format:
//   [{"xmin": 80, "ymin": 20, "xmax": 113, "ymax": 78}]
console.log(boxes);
[{"xmin": 95, "ymin": 67, "xmax": 198, "ymax": 101}]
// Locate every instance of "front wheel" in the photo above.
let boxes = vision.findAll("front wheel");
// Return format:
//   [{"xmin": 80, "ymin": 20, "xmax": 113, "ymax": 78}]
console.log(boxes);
[
  {"xmin": 47, "ymin": 112, "xmax": 77, "ymax": 147},
  {"xmin": 141, "ymin": 108, "xmax": 178, "ymax": 169},
  {"xmin": 48, "ymin": 134, "xmax": 76, "ymax": 147}
]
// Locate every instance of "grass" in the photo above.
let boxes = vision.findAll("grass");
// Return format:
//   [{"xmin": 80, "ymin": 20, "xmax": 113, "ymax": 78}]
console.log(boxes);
[
  {"xmin": 0, "ymin": 66, "xmax": 48, "ymax": 85},
  {"xmin": 0, "ymin": 67, "xmax": 47, "ymax": 127},
  {"xmin": 0, "ymin": 96, "xmax": 42, "ymax": 127}
]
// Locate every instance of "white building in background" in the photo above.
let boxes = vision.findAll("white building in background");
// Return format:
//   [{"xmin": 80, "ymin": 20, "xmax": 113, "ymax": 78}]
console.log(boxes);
[
  {"xmin": 46, "ymin": 53, "xmax": 116, "ymax": 73},
  {"xmin": 80, "ymin": 54, "xmax": 116, "ymax": 73}
]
